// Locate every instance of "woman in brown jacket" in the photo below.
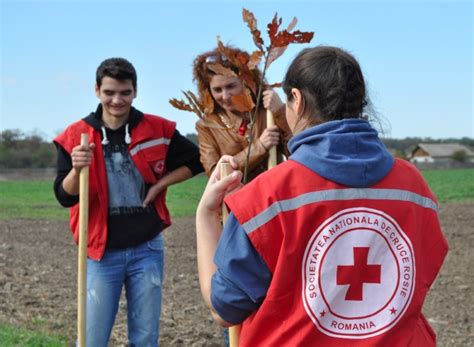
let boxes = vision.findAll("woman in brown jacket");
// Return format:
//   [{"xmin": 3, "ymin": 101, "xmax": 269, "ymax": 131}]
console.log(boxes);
[{"xmin": 192, "ymin": 46, "xmax": 291, "ymax": 181}]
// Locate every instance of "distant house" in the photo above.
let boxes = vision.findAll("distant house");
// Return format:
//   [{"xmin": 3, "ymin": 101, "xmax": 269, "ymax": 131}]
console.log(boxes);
[{"xmin": 409, "ymin": 143, "xmax": 474, "ymax": 164}]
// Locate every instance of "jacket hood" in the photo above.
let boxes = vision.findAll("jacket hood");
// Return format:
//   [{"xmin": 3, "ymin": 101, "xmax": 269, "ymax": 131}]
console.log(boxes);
[{"xmin": 288, "ymin": 119, "xmax": 393, "ymax": 187}]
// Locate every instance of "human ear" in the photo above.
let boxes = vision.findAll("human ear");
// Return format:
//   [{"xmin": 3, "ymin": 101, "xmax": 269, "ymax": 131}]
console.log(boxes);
[
  {"xmin": 291, "ymin": 88, "xmax": 304, "ymax": 115},
  {"xmin": 95, "ymin": 84, "xmax": 100, "ymax": 97}
]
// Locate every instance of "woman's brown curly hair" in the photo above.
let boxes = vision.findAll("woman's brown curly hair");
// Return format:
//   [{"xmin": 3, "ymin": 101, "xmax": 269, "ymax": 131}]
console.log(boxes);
[{"xmin": 192, "ymin": 45, "xmax": 264, "ymax": 114}]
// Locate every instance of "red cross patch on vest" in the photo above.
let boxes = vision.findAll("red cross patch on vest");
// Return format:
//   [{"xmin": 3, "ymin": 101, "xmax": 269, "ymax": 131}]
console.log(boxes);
[{"xmin": 302, "ymin": 207, "xmax": 415, "ymax": 339}]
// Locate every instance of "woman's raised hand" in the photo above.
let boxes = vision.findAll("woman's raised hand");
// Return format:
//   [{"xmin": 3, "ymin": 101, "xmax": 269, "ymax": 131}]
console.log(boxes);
[
  {"xmin": 258, "ymin": 126, "xmax": 280, "ymax": 151},
  {"xmin": 262, "ymin": 89, "xmax": 284, "ymax": 114},
  {"xmin": 198, "ymin": 155, "xmax": 243, "ymax": 213}
]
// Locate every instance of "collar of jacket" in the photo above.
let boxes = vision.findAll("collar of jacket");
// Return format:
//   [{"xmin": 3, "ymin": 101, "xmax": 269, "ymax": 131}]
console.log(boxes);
[{"xmin": 82, "ymin": 104, "xmax": 156, "ymax": 144}]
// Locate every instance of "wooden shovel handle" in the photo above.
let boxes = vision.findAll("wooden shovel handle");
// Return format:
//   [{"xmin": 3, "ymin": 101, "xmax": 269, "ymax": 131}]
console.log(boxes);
[
  {"xmin": 77, "ymin": 133, "xmax": 89, "ymax": 347},
  {"xmin": 266, "ymin": 110, "xmax": 277, "ymax": 169}
]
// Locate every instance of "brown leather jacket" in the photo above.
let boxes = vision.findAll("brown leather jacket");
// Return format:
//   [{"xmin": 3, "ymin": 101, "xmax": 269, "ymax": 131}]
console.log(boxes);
[{"xmin": 196, "ymin": 106, "xmax": 291, "ymax": 181}]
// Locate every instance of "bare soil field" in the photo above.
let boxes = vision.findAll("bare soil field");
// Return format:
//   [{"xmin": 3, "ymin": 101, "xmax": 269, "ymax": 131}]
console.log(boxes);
[{"xmin": 0, "ymin": 203, "xmax": 472, "ymax": 346}]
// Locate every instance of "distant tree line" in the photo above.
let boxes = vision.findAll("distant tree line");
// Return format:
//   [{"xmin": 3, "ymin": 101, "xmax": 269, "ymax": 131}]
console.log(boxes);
[
  {"xmin": 0, "ymin": 129, "xmax": 472, "ymax": 169},
  {"xmin": 0, "ymin": 129, "xmax": 201, "ymax": 169},
  {"xmin": 0, "ymin": 129, "xmax": 56, "ymax": 168}
]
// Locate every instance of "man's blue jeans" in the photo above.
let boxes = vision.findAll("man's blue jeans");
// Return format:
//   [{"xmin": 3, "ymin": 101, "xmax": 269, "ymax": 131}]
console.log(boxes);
[{"xmin": 85, "ymin": 233, "xmax": 164, "ymax": 347}]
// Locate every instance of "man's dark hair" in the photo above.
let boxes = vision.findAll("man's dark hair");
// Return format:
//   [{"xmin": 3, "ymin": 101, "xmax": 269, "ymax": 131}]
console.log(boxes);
[{"xmin": 96, "ymin": 58, "xmax": 137, "ymax": 90}]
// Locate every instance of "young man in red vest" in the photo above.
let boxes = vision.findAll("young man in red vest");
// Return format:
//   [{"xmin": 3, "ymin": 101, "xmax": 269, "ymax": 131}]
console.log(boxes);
[
  {"xmin": 54, "ymin": 57, "xmax": 203, "ymax": 346},
  {"xmin": 196, "ymin": 46, "xmax": 448, "ymax": 346}
]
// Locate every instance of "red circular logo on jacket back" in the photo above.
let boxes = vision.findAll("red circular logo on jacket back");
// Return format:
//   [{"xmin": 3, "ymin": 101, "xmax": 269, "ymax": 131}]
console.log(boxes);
[{"xmin": 302, "ymin": 207, "xmax": 415, "ymax": 339}]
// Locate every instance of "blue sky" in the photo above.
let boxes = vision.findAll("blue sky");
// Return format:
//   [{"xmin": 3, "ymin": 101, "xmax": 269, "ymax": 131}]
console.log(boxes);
[{"xmin": 1, "ymin": 0, "xmax": 472, "ymax": 140}]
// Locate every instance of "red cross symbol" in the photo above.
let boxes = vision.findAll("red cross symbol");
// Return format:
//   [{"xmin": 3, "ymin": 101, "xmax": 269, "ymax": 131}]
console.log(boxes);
[{"xmin": 336, "ymin": 247, "xmax": 381, "ymax": 301}]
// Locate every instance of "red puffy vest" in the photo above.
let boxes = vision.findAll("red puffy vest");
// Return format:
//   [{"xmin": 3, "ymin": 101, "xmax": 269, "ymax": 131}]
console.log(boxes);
[
  {"xmin": 54, "ymin": 114, "xmax": 176, "ymax": 260},
  {"xmin": 225, "ymin": 159, "xmax": 448, "ymax": 346}
]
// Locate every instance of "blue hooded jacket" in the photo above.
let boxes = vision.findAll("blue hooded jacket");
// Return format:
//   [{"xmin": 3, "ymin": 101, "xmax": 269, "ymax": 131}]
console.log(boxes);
[{"xmin": 211, "ymin": 119, "xmax": 394, "ymax": 324}]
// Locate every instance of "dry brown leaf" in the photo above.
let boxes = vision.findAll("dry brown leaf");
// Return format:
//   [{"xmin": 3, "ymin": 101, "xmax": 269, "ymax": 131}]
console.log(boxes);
[
  {"xmin": 265, "ymin": 17, "xmax": 298, "ymax": 68},
  {"xmin": 206, "ymin": 63, "xmax": 236, "ymax": 77},
  {"xmin": 240, "ymin": 73, "xmax": 257, "ymax": 96},
  {"xmin": 236, "ymin": 52, "xmax": 250, "ymax": 66},
  {"xmin": 184, "ymin": 91, "xmax": 203, "ymax": 112},
  {"xmin": 169, "ymin": 98, "xmax": 193, "ymax": 112},
  {"xmin": 273, "ymin": 30, "xmax": 314, "ymax": 48},
  {"xmin": 180, "ymin": 91, "xmax": 205, "ymax": 119},
  {"xmin": 170, "ymin": 88, "xmax": 215, "ymax": 120},
  {"xmin": 217, "ymin": 37, "xmax": 248, "ymax": 73},
  {"xmin": 216, "ymin": 36, "xmax": 239, "ymax": 65},
  {"xmin": 265, "ymin": 13, "xmax": 314, "ymax": 68},
  {"xmin": 216, "ymin": 36, "xmax": 257, "ymax": 94},
  {"xmin": 286, "ymin": 17, "xmax": 297, "ymax": 32},
  {"xmin": 202, "ymin": 89, "xmax": 214, "ymax": 114},
  {"xmin": 267, "ymin": 13, "xmax": 282, "ymax": 42},
  {"xmin": 169, "ymin": 95, "xmax": 205, "ymax": 120},
  {"xmin": 231, "ymin": 88, "xmax": 255, "ymax": 112},
  {"xmin": 247, "ymin": 50, "xmax": 263, "ymax": 70},
  {"xmin": 242, "ymin": 8, "xmax": 264, "ymax": 51}
]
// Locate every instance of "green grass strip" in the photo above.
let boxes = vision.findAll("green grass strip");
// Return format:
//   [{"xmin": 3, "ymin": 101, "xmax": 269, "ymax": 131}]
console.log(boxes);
[
  {"xmin": 0, "ymin": 323, "xmax": 66, "ymax": 347},
  {"xmin": 0, "ymin": 180, "xmax": 68, "ymax": 220},
  {"xmin": 0, "ymin": 175, "xmax": 208, "ymax": 220},
  {"xmin": 422, "ymin": 168, "xmax": 474, "ymax": 203},
  {"xmin": 166, "ymin": 174, "xmax": 207, "ymax": 217},
  {"xmin": 0, "ymin": 169, "xmax": 472, "ymax": 221}
]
